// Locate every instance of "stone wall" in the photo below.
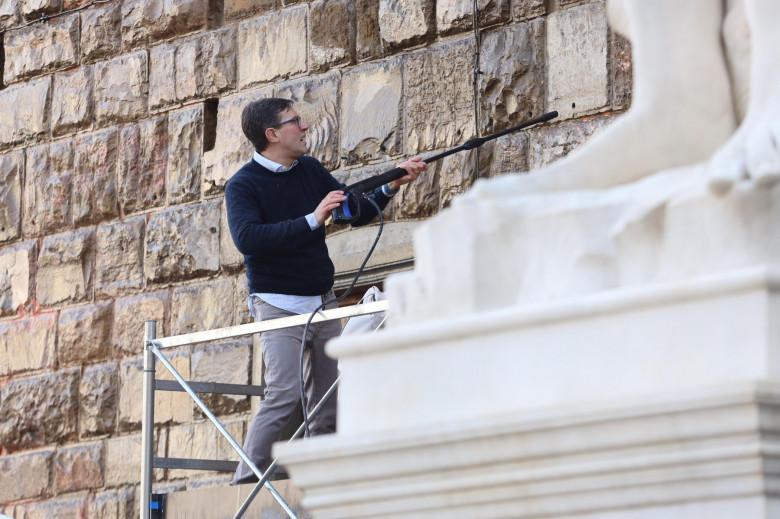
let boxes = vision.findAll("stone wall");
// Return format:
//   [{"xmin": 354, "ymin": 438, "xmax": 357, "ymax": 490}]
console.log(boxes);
[{"xmin": 0, "ymin": 0, "xmax": 631, "ymax": 515}]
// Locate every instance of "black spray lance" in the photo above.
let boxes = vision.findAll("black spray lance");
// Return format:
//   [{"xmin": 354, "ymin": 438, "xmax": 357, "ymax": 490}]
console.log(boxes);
[{"xmin": 331, "ymin": 111, "xmax": 559, "ymax": 224}]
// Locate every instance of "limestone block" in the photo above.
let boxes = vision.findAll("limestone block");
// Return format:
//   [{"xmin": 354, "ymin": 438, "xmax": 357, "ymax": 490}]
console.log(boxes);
[
  {"xmin": 37, "ymin": 228, "xmax": 94, "ymax": 307},
  {"xmin": 0, "ymin": 312, "xmax": 56, "ymax": 375},
  {"xmin": 80, "ymin": 1, "xmax": 122, "ymax": 64},
  {"xmin": 52, "ymin": 66, "xmax": 94, "ymax": 136},
  {"xmin": 20, "ymin": 0, "xmax": 59, "ymax": 20},
  {"xmin": 234, "ymin": 274, "xmax": 252, "ymax": 325},
  {"xmin": 220, "ymin": 200, "xmax": 244, "ymax": 269},
  {"xmin": 58, "ymin": 302, "xmax": 112, "ymax": 366},
  {"xmin": 238, "ymin": 6, "xmax": 307, "ymax": 89},
  {"xmin": 191, "ymin": 340, "xmax": 251, "ymax": 415},
  {"xmin": 121, "ymin": 0, "xmax": 208, "ymax": 49},
  {"xmin": 611, "ymin": 31, "xmax": 633, "ymax": 110},
  {"xmin": 3, "ymin": 13, "xmax": 79, "ymax": 83},
  {"xmin": 0, "ymin": 0, "xmax": 19, "ymax": 29},
  {"xmin": 437, "ymin": 145, "xmax": 492, "ymax": 209},
  {"xmin": 479, "ymin": 19, "xmax": 545, "ymax": 134},
  {"xmin": 54, "ymin": 442, "xmax": 104, "ymax": 493},
  {"xmin": 276, "ymin": 73, "xmax": 340, "ymax": 170},
  {"xmin": 547, "ymin": 2, "xmax": 609, "ymax": 119},
  {"xmin": 88, "ymin": 488, "xmax": 134, "ymax": 519},
  {"xmin": 0, "ymin": 448, "xmax": 53, "ymax": 502},
  {"xmin": 490, "ymin": 131, "xmax": 530, "ymax": 176},
  {"xmin": 167, "ymin": 419, "xmax": 243, "ymax": 479},
  {"xmin": 176, "ymin": 37, "xmax": 203, "ymax": 103},
  {"xmin": 94, "ymin": 51, "xmax": 148, "ymax": 126},
  {"xmin": 202, "ymin": 86, "xmax": 271, "ymax": 195},
  {"xmin": 202, "ymin": 27, "xmax": 238, "ymax": 96},
  {"xmin": 0, "ymin": 369, "xmax": 79, "ymax": 451},
  {"xmin": 119, "ymin": 353, "xmax": 191, "ymax": 430},
  {"xmin": 405, "ymin": 38, "xmax": 475, "ymax": 154},
  {"xmin": 356, "ymin": 0, "xmax": 381, "ymax": 61},
  {"xmin": 73, "ymin": 128, "xmax": 119, "ymax": 225},
  {"xmin": 395, "ymin": 161, "xmax": 440, "ymax": 219},
  {"xmin": 310, "ymin": 0, "xmax": 355, "ymax": 72},
  {"xmin": 112, "ymin": 291, "xmax": 169, "ymax": 357},
  {"xmin": 225, "ymin": 0, "xmax": 277, "ymax": 21},
  {"xmin": 167, "ymin": 104, "xmax": 203, "ymax": 204},
  {"xmin": 171, "ymin": 278, "xmax": 235, "ymax": 334},
  {"xmin": 21, "ymin": 495, "xmax": 87, "ymax": 519},
  {"xmin": 105, "ymin": 435, "xmax": 142, "ymax": 486},
  {"xmin": 119, "ymin": 115, "xmax": 167, "ymax": 215},
  {"xmin": 149, "ymin": 43, "xmax": 177, "ymax": 111},
  {"xmin": 340, "ymin": 59, "xmax": 402, "ymax": 163},
  {"xmin": 0, "ymin": 76, "xmax": 50, "ymax": 148},
  {"xmin": 96, "ymin": 217, "xmax": 145, "ymax": 297},
  {"xmin": 23, "ymin": 140, "xmax": 73, "ymax": 235},
  {"xmin": 0, "ymin": 151, "xmax": 23, "ymax": 242},
  {"xmin": 0, "ymin": 240, "xmax": 35, "ymax": 317},
  {"xmin": 79, "ymin": 362, "xmax": 118, "ymax": 437},
  {"xmin": 437, "ymin": 0, "xmax": 509, "ymax": 36},
  {"xmin": 379, "ymin": 0, "xmax": 434, "ymax": 50},
  {"xmin": 528, "ymin": 113, "xmax": 615, "ymax": 170},
  {"xmin": 513, "ymin": 0, "xmax": 545, "ymax": 21}
]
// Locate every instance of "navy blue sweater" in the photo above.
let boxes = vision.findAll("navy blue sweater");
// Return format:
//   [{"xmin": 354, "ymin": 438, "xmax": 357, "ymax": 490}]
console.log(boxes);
[{"xmin": 225, "ymin": 156, "xmax": 392, "ymax": 296}]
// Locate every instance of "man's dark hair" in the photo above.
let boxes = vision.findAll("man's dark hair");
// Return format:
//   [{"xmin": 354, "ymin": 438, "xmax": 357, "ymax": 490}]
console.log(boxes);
[{"xmin": 241, "ymin": 98, "xmax": 294, "ymax": 152}]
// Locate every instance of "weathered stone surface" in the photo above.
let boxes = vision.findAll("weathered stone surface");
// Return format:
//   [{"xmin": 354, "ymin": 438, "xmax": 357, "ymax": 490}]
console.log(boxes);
[
  {"xmin": 220, "ymin": 201, "xmax": 244, "ymax": 269},
  {"xmin": 55, "ymin": 442, "xmax": 104, "ymax": 493},
  {"xmin": 490, "ymin": 131, "xmax": 530, "ymax": 176},
  {"xmin": 310, "ymin": 0, "xmax": 355, "ymax": 72},
  {"xmin": 52, "ymin": 66, "xmax": 94, "ymax": 136},
  {"xmin": 112, "ymin": 291, "xmax": 169, "ymax": 357},
  {"xmin": 356, "ymin": 0, "xmax": 382, "ymax": 61},
  {"xmin": 167, "ymin": 105, "xmax": 203, "ymax": 204},
  {"xmin": 395, "ymin": 161, "xmax": 440, "ymax": 219},
  {"xmin": 192, "ymin": 339, "xmax": 251, "ymax": 415},
  {"xmin": 437, "ymin": 0, "xmax": 509, "ymax": 35},
  {"xmin": 3, "ymin": 13, "xmax": 78, "ymax": 83},
  {"xmin": 513, "ymin": 0, "xmax": 544, "ymax": 21},
  {"xmin": 276, "ymin": 73, "xmax": 340, "ymax": 170},
  {"xmin": 145, "ymin": 200, "xmax": 221, "ymax": 284},
  {"xmin": 225, "ymin": 0, "xmax": 276, "ymax": 21},
  {"xmin": 340, "ymin": 59, "xmax": 402, "ymax": 163},
  {"xmin": 105, "ymin": 434, "xmax": 142, "ymax": 486},
  {"xmin": 57, "ymin": 304, "xmax": 111, "ymax": 367},
  {"xmin": 122, "ymin": 0, "xmax": 208, "ymax": 50},
  {"xmin": 0, "ymin": 448, "xmax": 53, "ymax": 502},
  {"xmin": 0, "ymin": 240, "xmax": 35, "ymax": 317},
  {"xmin": 479, "ymin": 19, "xmax": 545, "ymax": 134},
  {"xmin": 0, "ymin": 76, "xmax": 50, "ymax": 148},
  {"xmin": 405, "ymin": 38, "xmax": 475, "ymax": 154},
  {"xmin": 81, "ymin": 1, "xmax": 122, "ymax": 64},
  {"xmin": 176, "ymin": 37, "xmax": 203, "ymax": 102},
  {"xmin": 94, "ymin": 51, "xmax": 148, "ymax": 126},
  {"xmin": 171, "ymin": 278, "xmax": 235, "ymax": 334},
  {"xmin": 23, "ymin": 140, "xmax": 73, "ymax": 235},
  {"xmin": 238, "ymin": 6, "xmax": 307, "ymax": 89},
  {"xmin": 0, "ymin": 0, "xmax": 19, "ymax": 29},
  {"xmin": 202, "ymin": 27, "xmax": 238, "ymax": 96},
  {"xmin": 73, "ymin": 128, "xmax": 119, "ymax": 225},
  {"xmin": 149, "ymin": 43, "xmax": 177, "ymax": 111},
  {"xmin": 96, "ymin": 217, "xmax": 145, "ymax": 297},
  {"xmin": 0, "ymin": 369, "xmax": 79, "ymax": 451},
  {"xmin": 234, "ymin": 274, "xmax": 252, "ymax": 325},
  {"xmin": 88, "ymin": 488, "xmax": 134, "ymax": 519},
  {"xmin": 528, "ymin": 113, "xmax": 616, "ymax": 170},
  {"xmin": 80, "ymin": 363, "xmax": 118, "ymax": 437},
  {"xmin": 611, "ymin": 31, "xmax": 633, "ymax": 110},
  {"xmin": 202, "ymin": 86, "xmax": 270, "ymax": 195},
  {"xmin": 20, "ymin": 0, "xmax": 60, "ymax": 20},
  {"xmin": 0, "ymin": 151, "xmax": 23, "ymax": 242},
  {"xmin": 547, "ymin": 2, "xmax": 609, "ymax": 120},
  {"xmin": 20, "ymin": 495, "xmax": 87, "ymax": 519},
  {"xmin": 379, "ymin": 0, "xmax": 434, "ymax": 50},
  {"xmin": 119, "ymin": 116, "xmax": 167, "ymax": 214},
  {"xmin": 0, "ymin": 312, "xmax": 56, "ymax": 376},
  {"xmin": 438, "ymin": 145, "xmax": 492, "ymax": 209},
  {"xmin": 167, "ymin": 419, "xmax": 243, "ymax": 479},
  {"xmin": 37, "ymin": 228, "xmax": 94, "ymax": 307}
]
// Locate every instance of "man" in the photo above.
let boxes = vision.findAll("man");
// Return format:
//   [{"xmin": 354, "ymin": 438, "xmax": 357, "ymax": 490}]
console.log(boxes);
[{"xmin": 226, "ymin": 98, "xmax": 426, "ymax": 483}]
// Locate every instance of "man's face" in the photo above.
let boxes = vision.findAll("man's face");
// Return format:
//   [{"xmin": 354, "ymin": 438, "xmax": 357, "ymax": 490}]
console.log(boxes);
[{"xmin": 272, "ymin": 107, "xmax": 309, "ymax": 160}]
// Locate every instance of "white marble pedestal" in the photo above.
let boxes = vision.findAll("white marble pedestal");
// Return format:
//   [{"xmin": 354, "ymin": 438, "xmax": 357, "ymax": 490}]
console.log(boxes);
[{"xmin": 276, "ymin": 267, "xmax": 780, "ymax": 518}]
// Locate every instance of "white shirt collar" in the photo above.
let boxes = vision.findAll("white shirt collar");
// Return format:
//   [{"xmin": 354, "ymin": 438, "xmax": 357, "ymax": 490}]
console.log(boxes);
[{"xmin": 253, "ymin": 151, "xmax": 298, "ymax": 173}]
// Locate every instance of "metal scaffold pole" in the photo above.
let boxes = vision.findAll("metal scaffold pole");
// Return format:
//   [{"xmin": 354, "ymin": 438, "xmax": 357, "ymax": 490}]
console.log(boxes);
[{"xmin": 140, "ymin": 320, "xmax": 157, "ymax": 519}]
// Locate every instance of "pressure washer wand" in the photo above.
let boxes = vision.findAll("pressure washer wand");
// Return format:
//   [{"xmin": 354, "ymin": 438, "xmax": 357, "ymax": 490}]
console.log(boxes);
[{"xmin": 332, "ymin": 110, "xmax": 558, "ymax": 224}]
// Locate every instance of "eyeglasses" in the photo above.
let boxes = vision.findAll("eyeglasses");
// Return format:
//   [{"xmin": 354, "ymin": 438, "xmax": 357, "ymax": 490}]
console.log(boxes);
[{"xmin": 272, "ymin": 116, "xmax": 302, "ymax": 129}]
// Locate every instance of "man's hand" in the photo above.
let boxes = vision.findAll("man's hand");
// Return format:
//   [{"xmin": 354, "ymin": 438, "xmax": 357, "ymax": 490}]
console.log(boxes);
[
  {"xmin": 387, "ymin": 157, "xmax": 427, "ymax": 191},
  {"xmin": 314, "ymin": 190, "xmax": 347, "ymax": 225}
]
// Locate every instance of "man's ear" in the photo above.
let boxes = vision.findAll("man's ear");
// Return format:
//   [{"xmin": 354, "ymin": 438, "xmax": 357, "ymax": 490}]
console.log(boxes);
[{"xmin": 265, "ymin": 127, "xmax": 279, "ymax": 144}]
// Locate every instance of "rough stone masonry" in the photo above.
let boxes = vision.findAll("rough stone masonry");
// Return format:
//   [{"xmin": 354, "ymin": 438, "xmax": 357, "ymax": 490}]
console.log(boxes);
[{"xmin": 0, "ymin": 0, "xmax": 630, "ymax": 515}]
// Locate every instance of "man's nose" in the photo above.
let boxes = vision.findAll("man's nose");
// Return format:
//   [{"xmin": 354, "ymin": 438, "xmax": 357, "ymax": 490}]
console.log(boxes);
[{"xmin": 300, "ymin": 120, "xmax": 309, "ymax": 131}]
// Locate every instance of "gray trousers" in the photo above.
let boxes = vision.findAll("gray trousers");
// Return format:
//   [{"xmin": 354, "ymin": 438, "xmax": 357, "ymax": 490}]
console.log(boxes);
[{"xmin": 232, "ymin": 293, "xmax": 341, "ymax": 484}]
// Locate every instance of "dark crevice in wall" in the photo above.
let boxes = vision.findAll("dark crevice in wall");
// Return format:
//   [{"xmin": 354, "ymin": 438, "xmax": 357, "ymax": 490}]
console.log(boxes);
[
  {"xmin": 0, "ymin": 38, "xmax": 5, "ymax": 90},
  {"xmin": 203, "ymin": 98, "xmax": 219, "ymax": 152},
  {"xmin": 208, "ymin": 0, "xmax": 225, "ymax": 29}
]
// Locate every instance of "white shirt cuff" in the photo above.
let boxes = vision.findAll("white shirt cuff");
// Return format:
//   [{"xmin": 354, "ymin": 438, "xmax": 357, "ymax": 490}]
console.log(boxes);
[{"xmin": 305, "ymin": 212, "xmax": 320, "ymax": 230}]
